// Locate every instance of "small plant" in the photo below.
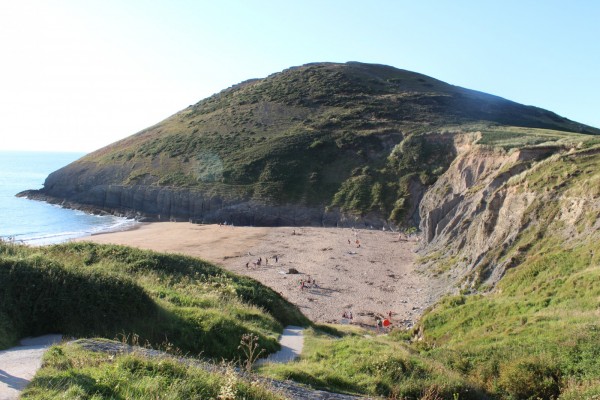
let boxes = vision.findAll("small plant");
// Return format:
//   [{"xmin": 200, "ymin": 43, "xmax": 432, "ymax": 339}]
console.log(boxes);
[
  {"xmin": 238, "ymin": 333, "xmax": 265, "ymax": 373},
  {"xmin": 217, "ymin": 366, "xmax": 239, "ymax": 400}
]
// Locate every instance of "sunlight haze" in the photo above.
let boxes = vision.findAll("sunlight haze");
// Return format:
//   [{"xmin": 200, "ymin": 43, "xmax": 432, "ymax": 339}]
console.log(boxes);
[{"xmin": 1, "ymin": 0, "xmax": 598, "ymax": 152}]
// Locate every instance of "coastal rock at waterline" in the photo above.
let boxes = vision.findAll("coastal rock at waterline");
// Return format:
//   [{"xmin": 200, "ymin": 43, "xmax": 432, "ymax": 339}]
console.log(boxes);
[{"xmin": 19, "ymin": 184, "xmax": 389, "ymax": 228}]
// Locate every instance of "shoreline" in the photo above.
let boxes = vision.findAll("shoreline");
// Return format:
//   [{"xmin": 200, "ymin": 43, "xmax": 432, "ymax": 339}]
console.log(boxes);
[
  {"xmin": 87, "ymin": 220, "xmax": 145, "ymax": 237},
  {"xmin": 77, "ymin": 222, "xmax": 450, "ymax": 327}
]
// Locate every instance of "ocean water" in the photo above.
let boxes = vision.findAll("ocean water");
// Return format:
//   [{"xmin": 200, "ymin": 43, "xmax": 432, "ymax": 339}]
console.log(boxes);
[{"xmin": 0, "ymin": 151, "xmax": 137, "ymax": 245}]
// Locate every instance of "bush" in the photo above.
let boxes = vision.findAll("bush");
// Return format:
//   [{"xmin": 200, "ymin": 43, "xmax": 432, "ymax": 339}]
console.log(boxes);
[
  {"xmin": 0, "ymin": 257, "xmax": 156, "ymax": 339},
  {"xmin": 497, "ymin": 357, "xmax": 561, "ymax": 400}
]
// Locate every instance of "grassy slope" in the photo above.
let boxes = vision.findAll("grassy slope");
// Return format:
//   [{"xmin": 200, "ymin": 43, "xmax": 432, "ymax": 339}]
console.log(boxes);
[
  {"xmin": 22, "ymin": 344, "xmax": 284, "ymax": 400},
  {"xmin": 42, "ymin": 62, "xmax": 599, "ymax": 226},
  {"xmin": 419, "ymin": 144, "xmax": 600, "ymax": 399},
  {"xmin": 0, "ymin": 241, "xmax": 308, "ymax": 358},
  {"xmin": 261, "ymin": 325, "xmax": 477, "ymax": 399}
]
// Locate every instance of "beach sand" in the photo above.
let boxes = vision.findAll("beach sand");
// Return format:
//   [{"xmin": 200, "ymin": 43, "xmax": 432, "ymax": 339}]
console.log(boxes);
[{"xmin": 78, "ymin": 223, "xmax": 449, "ymax": 328}]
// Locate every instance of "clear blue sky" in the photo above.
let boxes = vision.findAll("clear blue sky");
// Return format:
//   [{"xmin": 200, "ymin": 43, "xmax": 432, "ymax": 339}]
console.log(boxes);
[{"xmin": 1, "ymin": 0, "xmax": 598, "ymax": 152}]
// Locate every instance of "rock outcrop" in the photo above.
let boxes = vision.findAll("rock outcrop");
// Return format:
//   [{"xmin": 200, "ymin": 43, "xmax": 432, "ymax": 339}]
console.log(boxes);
[
  {"xmin": 19, "ymin": 184, "xmax": 389, "ymax": 228},
  {"xmin": 419, "ymin": 133, "xmax": 599, "ymax": 289}
]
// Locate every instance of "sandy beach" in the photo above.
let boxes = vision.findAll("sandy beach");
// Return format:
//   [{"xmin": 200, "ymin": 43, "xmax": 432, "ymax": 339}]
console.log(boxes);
[{"xmin": 78, "ymin": 223, "xmax": 449, "ymax": 328}]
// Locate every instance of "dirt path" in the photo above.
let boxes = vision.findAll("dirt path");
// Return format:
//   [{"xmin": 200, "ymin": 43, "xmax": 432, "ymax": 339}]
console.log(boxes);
[
  {"xmin": 257, "ymin": 326, "xmax": 304, "ymax": 365},
  {"xmin": 0, "ymin": 335, "xmax": 62, "ymax": 400},
  {"xmin": 81, "ymin": 223, "xmax": 450, "ymax": 327}
]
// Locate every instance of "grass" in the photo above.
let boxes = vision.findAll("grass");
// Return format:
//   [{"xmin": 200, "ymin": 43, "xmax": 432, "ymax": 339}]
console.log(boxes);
[
  {"xmin": 21, "ymin": 343, "xmax": 284, "ymax": 400},
  {"xmin": 476, "ymin": 126, "xmax": 594, "ymax": 150},
  {"xmin": 0, "ymin": 241, "xmax": 308, "ymax": 359},
  {"xmin": 259, "ymin": 325, "xmax": 477, "ymax": 399},
  {"xmin": 7, "ymin": 140, "xmax": 600, "ymax": 399},
  {"xmin": 419, "ymin": 241, "xmax": 600, "ymax": 399}
]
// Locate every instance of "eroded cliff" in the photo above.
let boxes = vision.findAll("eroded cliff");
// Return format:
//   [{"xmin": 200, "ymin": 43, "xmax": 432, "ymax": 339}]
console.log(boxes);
[{"xmin": 419, "ymin": 133, "xmax": 600, "ymax": 290}]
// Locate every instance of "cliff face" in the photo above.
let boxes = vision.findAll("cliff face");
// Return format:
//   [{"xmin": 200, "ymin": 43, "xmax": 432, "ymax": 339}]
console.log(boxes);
[
  {"xmin": 419, "ymin": 134, "xmax": 600, "ymax": 289},
  {"xmin": 24, "ymin": 162, "xmax": 389, "ymax": 227}
]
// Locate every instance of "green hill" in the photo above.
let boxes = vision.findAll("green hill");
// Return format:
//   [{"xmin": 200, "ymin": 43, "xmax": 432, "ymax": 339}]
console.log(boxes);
[{"xmin": 22, "ymin": 62, "xmax": 599, "ymax": 227}]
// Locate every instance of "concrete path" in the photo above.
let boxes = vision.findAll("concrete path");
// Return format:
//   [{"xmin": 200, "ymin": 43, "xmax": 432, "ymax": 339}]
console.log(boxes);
[
  {"xmin": 0, "ymin": 335, "xmax": 62, "ymax": 400},
  {"xmin": 257, "ymin": 325, "xmax": 305, "ymax": 365}
]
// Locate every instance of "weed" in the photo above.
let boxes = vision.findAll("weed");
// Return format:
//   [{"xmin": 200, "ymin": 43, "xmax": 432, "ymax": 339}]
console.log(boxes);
[{"xmin": 238, "ymin": 333, "xmax": 266, "ymax": 373}]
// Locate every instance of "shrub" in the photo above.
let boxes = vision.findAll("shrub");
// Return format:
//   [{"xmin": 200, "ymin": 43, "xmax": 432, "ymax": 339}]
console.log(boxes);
[{"xmin": 497, "ymin": 357, "xmax": 561, "ymax": 400}]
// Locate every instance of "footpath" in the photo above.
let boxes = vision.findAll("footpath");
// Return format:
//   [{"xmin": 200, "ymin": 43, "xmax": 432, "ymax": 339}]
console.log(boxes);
[
  {"xmin": 257, "ymin": 325, "xmax": 305, "ymax": 364},
  {"xmin": 0, "ymin": 335, "xmax": 62, "ymax": 400}
]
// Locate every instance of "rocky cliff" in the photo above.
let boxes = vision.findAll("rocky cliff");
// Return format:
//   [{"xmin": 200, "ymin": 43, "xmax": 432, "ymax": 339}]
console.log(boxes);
[{"xmin": 419, "ymin": 132, "xmax": 600, "ymax": 289}]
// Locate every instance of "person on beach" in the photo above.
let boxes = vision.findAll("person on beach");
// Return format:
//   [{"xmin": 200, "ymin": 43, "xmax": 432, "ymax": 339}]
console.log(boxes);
[
  {"xmin": 388, "ymin": 310, "xmax": 392, "ymax": 320},
  {"xmin": 275, "ymin": 255, "xmax": 278, "ymax": 262}
]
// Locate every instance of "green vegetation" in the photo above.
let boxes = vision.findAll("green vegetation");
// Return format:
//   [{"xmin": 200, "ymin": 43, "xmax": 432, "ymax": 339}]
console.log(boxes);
[
  {"xmin": 476, "ymin": 125, "xmax": 596, "ymax": 150},
  {"xmin": 9, "ymin": 62, "xmax": 600, "ymax": 398},
  {"xmin": 21, "ymin": 344, "xmax": 283, "ymax": 400},
  {"xmin": 260, "ymin": 325, "xmax": 476, "ymax": 399},
  {"xmin": 39, "ymin": 62, "xmax": 599, "ymax": 227},
  {"xmin": 0, "ymin": 241, "xmax": 308, "ymax": 357},
  {"xmin": 419, "ymin": 243, "xmax": 600, "ymax": 399},
  {"xmin": 416, "ymin": 146, "xmax": 600, "ymax": 399}
]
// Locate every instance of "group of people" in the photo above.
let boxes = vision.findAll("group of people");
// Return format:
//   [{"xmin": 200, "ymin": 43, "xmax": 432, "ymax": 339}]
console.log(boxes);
[
  {"xmin": 347, "ymin": 238, "xmax": 361, "ymax": 248},
  {"xmin": 245, "ymin": 254, "xmax": 279, "ymax": 268},
  {"xmin": 342, "ymin": 310, "xmax": 353, "ymax": 320},
  {"xmin": 300, "ymin": 275, "xmax": 317, "ymax": 290}
]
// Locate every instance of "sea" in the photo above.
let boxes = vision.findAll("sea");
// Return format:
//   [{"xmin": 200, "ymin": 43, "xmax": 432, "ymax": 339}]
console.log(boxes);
[{"xmin": 0, "ymin": 151, "xmax": 137, "ymax": 245}]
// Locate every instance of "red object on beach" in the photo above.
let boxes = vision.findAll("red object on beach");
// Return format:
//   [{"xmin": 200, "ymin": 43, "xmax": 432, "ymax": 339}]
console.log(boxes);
[{"xmin": 382, "ymin": 319, "xmax": 391, "ymax": 327}]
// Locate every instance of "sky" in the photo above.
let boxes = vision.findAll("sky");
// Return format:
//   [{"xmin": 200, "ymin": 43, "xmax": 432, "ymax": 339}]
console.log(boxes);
[{"xmin": 0, "ymin": 0, "xmax": 599, "ymax": 152}]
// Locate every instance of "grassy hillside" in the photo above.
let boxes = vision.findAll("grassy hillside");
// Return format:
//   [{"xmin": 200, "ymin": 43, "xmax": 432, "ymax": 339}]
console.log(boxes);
[
  {"xmin": 37, "ymin": 62, "xmax": 599, "ymax": 226},
  {"xmin": 418, "ymin": 144, "xmax": 600, "ymax": 399},
  {"xmin": 0, "ymin": 241, "xmax": 308, "ymax": 358},
  {"xmin": 22, "ymin": 345, "xmax": 284, "ymax": 400}
]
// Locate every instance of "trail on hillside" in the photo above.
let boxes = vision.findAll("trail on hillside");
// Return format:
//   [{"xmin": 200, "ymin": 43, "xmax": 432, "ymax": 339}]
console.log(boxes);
[
  {"xmin": 0, "ymin": 335, "xmax": 62, "ymax": 400},
  {"xmin": 257, "ymin": 326, "xmax": 304, "ymax": 365}
]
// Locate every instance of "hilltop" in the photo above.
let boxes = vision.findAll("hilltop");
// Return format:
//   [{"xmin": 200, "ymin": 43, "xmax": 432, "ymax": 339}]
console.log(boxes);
[{"xmin": 20, "ymin": 62, "xmax": 599, "ymax": 228}]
